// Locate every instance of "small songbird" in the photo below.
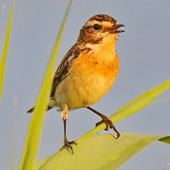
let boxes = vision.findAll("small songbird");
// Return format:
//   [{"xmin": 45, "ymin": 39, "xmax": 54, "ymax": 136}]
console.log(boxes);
[{"xmin": 27, "ymin": 14, "xmax": 125, "ymax": 153}]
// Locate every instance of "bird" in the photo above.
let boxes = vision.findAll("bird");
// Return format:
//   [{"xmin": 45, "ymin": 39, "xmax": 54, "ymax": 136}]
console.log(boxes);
[{"xmin": 27, "ymin": 14, "xmax": 125, "ymax": 153}]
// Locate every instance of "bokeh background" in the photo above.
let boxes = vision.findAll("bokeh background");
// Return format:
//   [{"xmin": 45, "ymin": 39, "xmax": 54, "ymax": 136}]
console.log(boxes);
[{"xmin": 0, "ymin": 0, "xmax": 170, "ymax": 169}]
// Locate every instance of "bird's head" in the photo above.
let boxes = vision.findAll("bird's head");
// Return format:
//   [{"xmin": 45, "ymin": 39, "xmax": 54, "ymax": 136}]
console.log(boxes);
[{"xmin": 77, "ymin": 14, "xmax": 125, "ymax": 44}]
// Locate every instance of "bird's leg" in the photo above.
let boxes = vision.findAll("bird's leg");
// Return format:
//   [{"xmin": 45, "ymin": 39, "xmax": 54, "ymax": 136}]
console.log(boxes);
[
  {"xmin": 87, "ymin": 106, "xmax": 120, "ymax": 139},
  {"xmin": 59, "ymin": 105, "xmax": 77, "ymax": 154}
]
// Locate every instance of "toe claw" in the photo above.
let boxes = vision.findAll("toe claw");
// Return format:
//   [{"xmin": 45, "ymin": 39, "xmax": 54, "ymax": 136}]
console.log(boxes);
[
  {"xmin": 96, "ymin": 120, "xmax": 109, "ymax": 130},
  {"xmin": 70, "ymin": 141, "xmax": 77, "ymax": 145},
  {"xmin": 115, "ymin": 132, "xmax": 120, "ymax": 139},
  {"xmin": 96, "ymin": 120, "xmax": 102, "ymax": 127},
  {"xmin": 104, "ymin": 125, "xmax": 109, "ymax": 131},
  {"xmin": 95, "ymin": 115, "xmax": 120, "ymax": 138},
  {"xmin": 59, "ymin": 139, "xmax": 77, "ymax": 154}
]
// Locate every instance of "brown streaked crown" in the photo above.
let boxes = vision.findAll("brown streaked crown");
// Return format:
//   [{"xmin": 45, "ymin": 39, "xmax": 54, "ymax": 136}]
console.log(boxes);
[
  {"xmin": 88, "ymin": 14, "xmax": 117, "ymax": 24},
  {"xmin": 77, "ymin": 14, "xmax": 124, "ymax": 44}
]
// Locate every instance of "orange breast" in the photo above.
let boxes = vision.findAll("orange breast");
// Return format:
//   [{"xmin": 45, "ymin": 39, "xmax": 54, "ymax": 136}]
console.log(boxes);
[
  {"xmin": 64, "ymin": 50, "xmax": 120, "ymax": 108},
  {"xmin": 71, "ymin": 50, "xmax": 120, "ymax": 80},
  {"xmin": 55, "ymin": 36, "xmax": 120, "ymax": 109}
]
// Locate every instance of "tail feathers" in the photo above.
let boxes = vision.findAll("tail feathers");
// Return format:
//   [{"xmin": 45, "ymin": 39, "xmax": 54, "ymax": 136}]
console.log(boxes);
[
  {"xmin": 27, "ymin": 107, "xmax": 35, "ymax": 113},
  {"xmin": 27, "ymin": 106, "xmax": 52, "ymax": 113}
]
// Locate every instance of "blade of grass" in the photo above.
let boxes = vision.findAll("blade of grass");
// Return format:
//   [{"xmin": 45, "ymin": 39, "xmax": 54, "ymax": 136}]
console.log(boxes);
[
  {"xmin": 79, "ymin": 80, "xmax": 170, "ymax": 141},
  {"xmin": 19, "ymin": 1, "xmax": 73, "ymax": 170},
  {"xmin": 149, "ymin": 97, "xmax": 170, "ymax": 106},
  {"xmin": 34, "ymin": 80, "xmax": 170, "ymax": 169},
  {"xmin": 36, "ymin": 133, "xmax": 170, "ymax": 170},
  {"xmin": 0, "ymin": 0, "xmax": 14, "ymax": 99}
]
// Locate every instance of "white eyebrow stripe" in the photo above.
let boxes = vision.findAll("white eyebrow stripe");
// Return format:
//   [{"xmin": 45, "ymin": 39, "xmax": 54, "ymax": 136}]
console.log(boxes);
[
  {"xmin": 86, "ymin": 20, "xmax": 113, "ymax": 27},
  {"xmin": 86, "ymin": 20, "xmax": 101, "ymax": 26},
  {"xmin": 101, "ymin": 21, "xmax": 113, "ymax": 27}
]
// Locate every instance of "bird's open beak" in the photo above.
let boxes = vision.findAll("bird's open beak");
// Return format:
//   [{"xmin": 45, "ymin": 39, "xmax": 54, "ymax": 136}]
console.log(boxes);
[{"xmin": 112, "ymin": 24, "xmax": 125, "ymax": 33}]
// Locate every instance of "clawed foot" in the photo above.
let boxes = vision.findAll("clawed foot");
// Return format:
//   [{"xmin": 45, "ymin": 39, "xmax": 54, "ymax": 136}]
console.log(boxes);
[
  {"xmin": 59, "ymin": 139, "xmax": 77, "ymax": 154},
  {"xmin": 96, "ymin": 115, "xmax": 120, "ymax": 139}
]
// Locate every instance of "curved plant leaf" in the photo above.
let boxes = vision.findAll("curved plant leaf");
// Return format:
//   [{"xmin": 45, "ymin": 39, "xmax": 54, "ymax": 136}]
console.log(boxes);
[
  {"xmin": 35, "ymin": 80, "xmax": 170, "ymax": 170},
  {"xmin": 19, "ymin": 1, "xmax": 73, "ymax": 170},
  {"xmin": 0, "ymin": 0, "xmax": 14, "ymax": 99},
  {"xmin": 79, "ymin": 80, "xmax": 170, "ymax": 141},
  {"xmin": 36, "ymin": 133, "xmax": 170, "ymax": 170}
]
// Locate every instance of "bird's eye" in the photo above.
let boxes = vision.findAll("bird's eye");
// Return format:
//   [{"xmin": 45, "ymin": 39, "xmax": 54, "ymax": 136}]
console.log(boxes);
[{"xmin": 93, "ymin": 24, "xmax": 101, "ymax": 30}]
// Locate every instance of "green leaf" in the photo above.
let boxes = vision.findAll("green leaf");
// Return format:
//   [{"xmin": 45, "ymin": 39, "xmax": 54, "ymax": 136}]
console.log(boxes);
[
  {"xmin": 35, "ymin": 80, "xmax": 170, "ymax": 170},
  {"xmin": 19, "ymin": 1, "xmax": 73, "ymax": 170},
  {"xmin": 0, "ymin": 0, "xmax": 14, "ymax": 99},
  {"xmin": 36, "ymin": 133, "xmax": 170, "ymax": 170},
  {"xmin": 79, "ymin": 80, "xmax": 170, "ymax": 141}
]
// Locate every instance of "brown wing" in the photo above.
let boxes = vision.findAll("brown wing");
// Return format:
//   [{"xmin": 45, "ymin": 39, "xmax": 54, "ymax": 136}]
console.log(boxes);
[{"xmin": 50, "ymin": 44, "xmax": 81, "ymax": 97}]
